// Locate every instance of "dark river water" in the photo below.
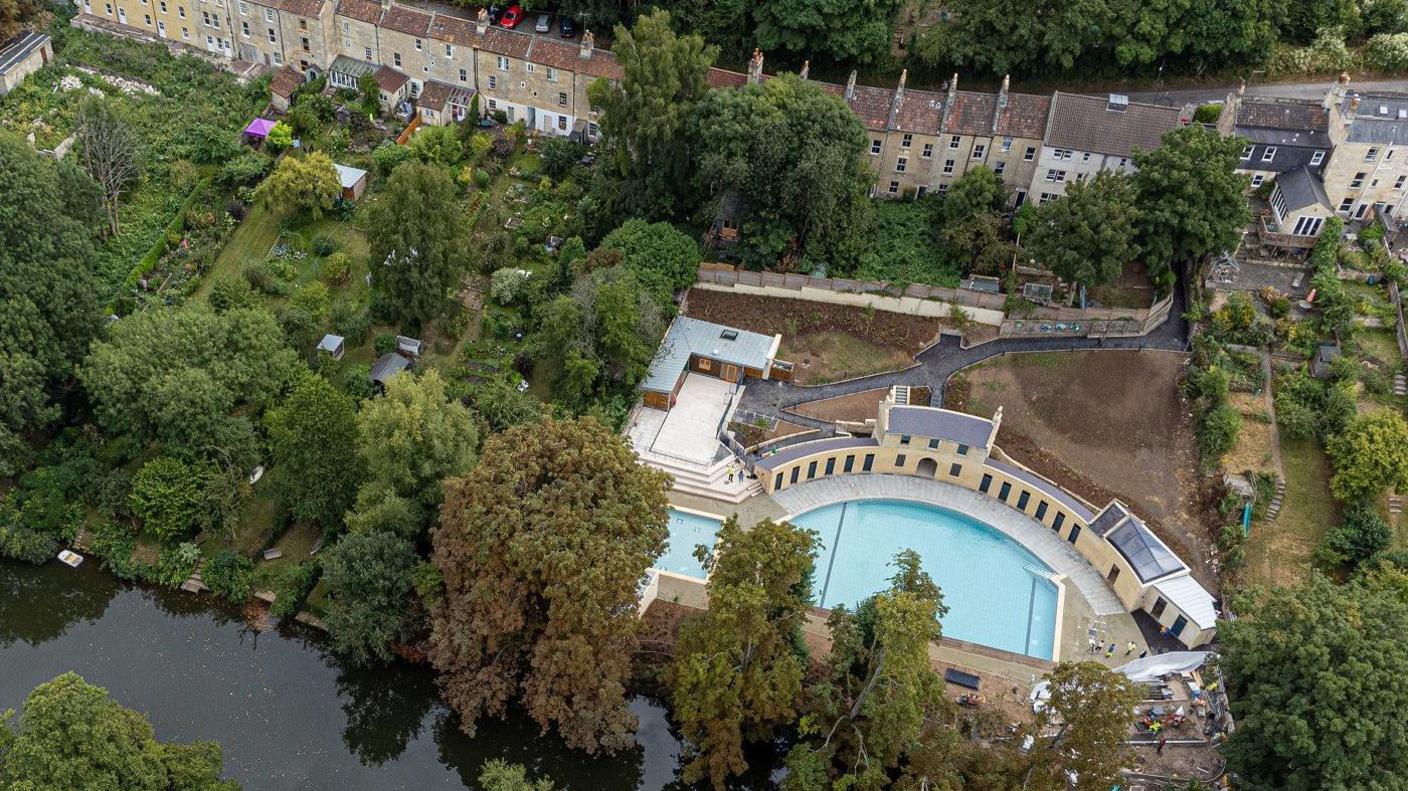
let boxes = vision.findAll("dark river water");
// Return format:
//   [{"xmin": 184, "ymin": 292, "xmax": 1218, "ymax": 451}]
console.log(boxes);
[{"xmin": 0, "ymin": 560, "xmax": 698, "ymax": 790}]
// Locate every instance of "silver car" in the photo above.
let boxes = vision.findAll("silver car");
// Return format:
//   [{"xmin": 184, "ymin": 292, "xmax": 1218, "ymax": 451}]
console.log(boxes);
[{"xmin": 534, "ymin": 13, "xmax": 551, "ymax": 33}]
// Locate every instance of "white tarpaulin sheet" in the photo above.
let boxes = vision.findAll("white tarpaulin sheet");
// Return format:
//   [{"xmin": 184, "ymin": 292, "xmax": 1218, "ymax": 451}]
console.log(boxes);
[{"xmin": 1113, "ymin": 651, "xmax": 1211, "ymax": 683}]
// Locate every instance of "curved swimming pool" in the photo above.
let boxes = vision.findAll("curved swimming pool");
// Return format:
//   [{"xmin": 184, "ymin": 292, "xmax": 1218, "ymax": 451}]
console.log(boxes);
[{"xmin": 789, "ymin": 499, "xmax": 1059, "ymax": 660}]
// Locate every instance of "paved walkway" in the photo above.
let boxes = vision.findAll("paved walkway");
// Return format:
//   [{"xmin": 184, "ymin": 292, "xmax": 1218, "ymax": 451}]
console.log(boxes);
[
  {"xmin": 768, "ymin": 474, "xmax": 1126, "ymax": 616},
  {"xmin": 742, "ymin": 282, "xmax": 1189, "ymax": 434}
]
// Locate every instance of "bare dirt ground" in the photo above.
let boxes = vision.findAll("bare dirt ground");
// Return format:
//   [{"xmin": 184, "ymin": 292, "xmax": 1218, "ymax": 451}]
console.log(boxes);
[
  {"xmin": 947, "ymin": 350, "xmax": 1219, "ymax": 591},
  {"xmin": 729, "ymin": 414, "xmax": 814, "ymax": 449},
  {"xmin": 684, "ymin": 288, "xmax": 943, "ymax": 384},
  {"xmin": 788, "ymin": 387, "xmax": 891, "ymax": 423}
]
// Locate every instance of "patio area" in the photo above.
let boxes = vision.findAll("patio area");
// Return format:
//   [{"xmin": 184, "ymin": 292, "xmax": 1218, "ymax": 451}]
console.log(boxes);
[{"xmin": 628, "ymin": 374, "xmax": 741, "ymax": 466}]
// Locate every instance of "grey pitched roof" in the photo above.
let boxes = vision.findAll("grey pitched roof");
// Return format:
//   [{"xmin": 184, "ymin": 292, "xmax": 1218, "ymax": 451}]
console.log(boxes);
[
  {"xmin": 1276, "ymin": 166, "xmax": 1331, "ymax": 213},
  {"xmin": 370, "ymin": 352, "xmax": 411, "ymax": 384},
  {"xmin": 642, "ymin": 317, "xmax": 778, "ymax": 393},
  {"xmin": 886, "ymin": 406, "xmax": 994, "ymax": 450},
  {"xmin": 1094, "ymin": 502, "xmax": 1187, "ymax": 583},
  {"xmin": 1151, "ymin": 573, "xmax": 1218, "ymax": 631},
  {"xmin": 1234, "ymin": 97, "xmax": 1328, "ymax": 147},
  {"xmin": 1344, "ymin": 93, "xmax": 1408, "ymax": 145},
  {"xmin": 985, "ymin": 459, "xmax": 1095, "ymax": 521},
  {"xmin": 0, "ymin": 31, "xmax": 47, "ymax": 74},
  {"xmin": 1045, "ymin": 92, "xmax": 1183, "ymax": 159},
  {"xmin": 757, "ymin": 436, "xmax": 879, "ymax": 468}
]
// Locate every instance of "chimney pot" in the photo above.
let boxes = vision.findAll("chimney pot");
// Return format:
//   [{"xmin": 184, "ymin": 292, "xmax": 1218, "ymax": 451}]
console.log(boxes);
[
  {"xmin": 845, "ymin": 70, "xmax": 857, "ymax": 102},
  {"xmin": 579, "ymin": 30, "xmax": 595, "ymax": 58},
  {"xmin": 799, "ymin": 60, "xmax": 809, "ymax": 80},
  {"xmin": 747, "ymin": 48, "xmax": 764, "ymax": 85}
]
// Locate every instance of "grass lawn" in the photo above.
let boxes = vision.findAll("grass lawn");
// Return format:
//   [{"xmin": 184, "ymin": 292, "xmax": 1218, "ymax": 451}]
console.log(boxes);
[
  {"xmin": 1354, "ymin": 328, "xmax": 1402, "ymax": 366},
  {"xmin": 194, "ymin": 202, "xmax": 282, "ymax": 301},
  {"xmin": 227, "ymin": 489, "xmax": 282, "ymax": 558},
  {"xmin": 1243, "ymin": 437, "xmax": 1337, "ymax": 590},
  {"xmin": 251, "ymin": 522, "xmax": 321, "ymax": 589}
]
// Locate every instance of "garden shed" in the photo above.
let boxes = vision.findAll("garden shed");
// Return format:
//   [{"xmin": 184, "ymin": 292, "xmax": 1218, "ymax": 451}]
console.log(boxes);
[
  {"xmin": 317, "ymin": 334, "xmax": 345, "ymax": 360},
  {"xmin": 334, "ymin": 164, "xmax": 368, "ymax": 200},
  {"xmin": 370, "ymin": 352, "xmax": 412, "ymax": 392},
  {"xmin": 268, "ymin": 65, "xmax": 304, "ymax": 112}
]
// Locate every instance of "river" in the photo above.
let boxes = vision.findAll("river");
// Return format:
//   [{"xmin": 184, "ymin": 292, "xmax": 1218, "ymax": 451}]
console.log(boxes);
[{"xmin": 0, "ymin": 560, "xmax": 693, "ymax": 790}]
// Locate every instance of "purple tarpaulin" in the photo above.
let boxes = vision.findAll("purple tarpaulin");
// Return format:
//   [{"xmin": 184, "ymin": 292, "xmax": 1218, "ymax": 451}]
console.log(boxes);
[{"xmin": 243, "ymin": 117, "xmax": 276, "ymax": 138}]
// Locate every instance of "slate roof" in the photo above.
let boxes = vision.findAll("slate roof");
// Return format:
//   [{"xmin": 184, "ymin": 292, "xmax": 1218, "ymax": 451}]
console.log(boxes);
[
  {"xmin": 642, "ymin": 317, "xmax": 779, "ymax": 393},
  {"xmin": 1236, "ymin": 97, "xmax": 1328, "ymax": 133},
  {"xmin": 0, "ymin": 31, "xmax": 47, "ymax": 75},
  {"xmin": 334, "ymin": 0, "xmax": 382, "ymax": 24},
  {"xmin": 1275, "ymin": 166, "xmax": 1331, "ymax": 212},
  {"xmin": 995, "ymin": 92, "xmax": 1051, "ymax": 139},
  {"xmin": 532, "ymin": 37, "xmax": 621, "ymax": 79},
  {"xmin": 1045, "ymin": 92, "xmax": 1183, "ymax": 158},
  {"xmin": 885, "ymin": 406, "xmax": 994, "ymax": 450},
  {"xmin": 379, "ymin": 3, "xmax": 431, "ymax": 36},
  {"xmin": 374, "ymin": 64, "xmax": 408, "ymax": 92},
  {"xmin": 268, "ymin": 64, "xmax": 304, "ymax": 98},
  {"xmin": 985, "ymin": 459, "xmax": 1095, "ymax": 521},
  {"xmin": 1343, "ymin": 93, "xmax": 1408, "ymax": 145},
  {"xmin": 370, "ymin": 352, "xmax": 411, "ymax": 384},
  {"xmin": 943, "ymin": 90, "xmax": 997, "ymax": 136},
  {"xmin": 1151, "ymin": 573, "xmax": 1218, "ymax": 631},
  {"xmin": 847, "ymin": 84, "xmax": 896, "ymax": 131},
  {"xmin": 893, "ymin": 88, "xmax": 944, "ymax": 135},
  {"xmin": 758, "ymin": 436, "xmax": 879, "ymax": 468},
  {"xmin": 1093, "ymin": 501, "xmax": 1187, "ymax": 583}
]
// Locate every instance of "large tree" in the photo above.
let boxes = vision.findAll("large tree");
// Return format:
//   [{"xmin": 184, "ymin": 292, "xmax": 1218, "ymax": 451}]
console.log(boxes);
[
  {"xmin": 784, "ymin": 550, "xmax": 953, "ymax": 788},
  {"xmin": 0, "ymin": 672, "xmax": 239, "ymax": 790},
  {"xmin": 75, "ymin": 97, "xmax": 142, "ymax": 236},
  {"xmin": 368, "ymin": 160, "xmax": 470, "ymax": 327},
  {"xmin": 598, "ymin": 218, "xmax": 702, "ymax": 307},
  {"xmin": 690, "ymin": 73, "xmax": 872, "ymax": 271},
  {"xmin": 254, "ymin": 151, "xmax": 340, "ymax": 221},
  {"xmin": 0, "ymin": 133, "xmax": 100, "ymax": 476},
  {"xmin": 1327, "ymin": 409, "xmax": 1408, "ymax": 502},
  {"xmin": 667, "ymin": 517, "xmax": 817, "ymax": 789},
  {"xmin": 429, "ymin": 416, "xmax": 671, "ymax": 753},
  {"xmin": 322, "ymin": 528, "xmax": 422, "ymax": 665},
  {"xmin": 753, "ymin": 0, "xmax": 902, "ymax": 65},
  {"xmin": 80, "ymin": 306, "xmax": 300, "ymax": 466},
  {"xmin": 355, "ymin": 368, "xmax": 477, "ymax": 512},
  {"xmin": 1221, "ymin": 574, "xmax": 1408, "ymax": 790},
  {"xmin": 1027, "ymin": 171, "xmax": 1141, "ymax": 291},
  {"xmin": 1020, "ymin": 662, "xmax": 1139, "ymax": 791},
  {"xmin": 588, "ymin": 9, "xmax": 717, "ymax": 224},
  {"xmin": 265, "ymin": 374, "xmax": 363, "ymax": 528},
  {"xmin": 1134, "ymin": 124, "xmax": 1250, "ymax": 291}
]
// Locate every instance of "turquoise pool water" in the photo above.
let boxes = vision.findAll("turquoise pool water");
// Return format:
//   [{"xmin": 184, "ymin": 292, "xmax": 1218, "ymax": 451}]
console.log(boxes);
[
  {"xmin": 656, "ymin": 509, "xmax": 722, "ymax": 579},
  {"xmin": 790, "ymin": 499, "xmax": 1059, "ymax": 660}
]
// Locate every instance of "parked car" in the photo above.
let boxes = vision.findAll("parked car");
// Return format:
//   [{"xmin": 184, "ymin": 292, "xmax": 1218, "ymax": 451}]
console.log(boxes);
[
  {"xmin": 487, "ymin": 4, "xmax": 504, "ymax": 22},
  {"xmin": 558, "ymin": 16, "xmax": 575, "ymax": 37},
  {"xmin": 534, "ymin": 13, "xmax": 551, "ymax": 33},
  {"xmin": 500, "ymin": 5, "xmax": 523, "ymax": 27}
]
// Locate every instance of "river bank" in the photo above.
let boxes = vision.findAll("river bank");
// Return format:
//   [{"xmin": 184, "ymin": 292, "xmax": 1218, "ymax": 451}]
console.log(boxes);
[{"xmin": 0, "ymin": 560, "xmax": 686, "ymax": 790}]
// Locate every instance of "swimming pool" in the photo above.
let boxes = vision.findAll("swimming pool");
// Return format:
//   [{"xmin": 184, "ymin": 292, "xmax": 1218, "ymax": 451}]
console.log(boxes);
[
  {"xmin": 790, "ymin": 499, "xmax": 1059, "ymax": 660},
  {"xmin": 656, "ymin": 509, "xmax": 722, "ymax": 579}
]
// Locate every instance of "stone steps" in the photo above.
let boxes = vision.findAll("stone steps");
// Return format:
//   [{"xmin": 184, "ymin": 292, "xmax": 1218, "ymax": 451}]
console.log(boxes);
[
  {"xmin": 1395, "ymin": 374, "xmax": 1407, "ymax": 396},
  {"xmin": 1264, "ymin": 478, "xmax": 1286, "ymax": 522}
]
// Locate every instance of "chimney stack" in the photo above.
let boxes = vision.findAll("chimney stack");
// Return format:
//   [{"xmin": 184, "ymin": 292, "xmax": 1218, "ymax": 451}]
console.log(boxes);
[
  {"xmin": 475, "ymin": 7, "xmax": 488, "ymax": 34},
  {"xmin": 799, "ymin": 60, "xmax": 809, "ymax": 81},
  {"xmin": 845, "ymin": 70, "xmax": 857, "ymax": 102},
  {"xmin": 579, "ymin": 30, "xmax": 595, "ymax": 59},
  {"xmin": 380, "ymin": 0, "xmax": 390, "ymax": 11},
  {"xmin": 946, "ymin": 72, "xmax": 958, "ymax": 110},
  {"xmin": 747, "ymin": 48, "xmax": 764, "ymax": 85},
  {"xmin": 886, "ymin": 69, "xmax": 907, "ymax": 130},
  {"xmin": 992, "ymin": 74, "xmax": 1009, "ymax": 134}
]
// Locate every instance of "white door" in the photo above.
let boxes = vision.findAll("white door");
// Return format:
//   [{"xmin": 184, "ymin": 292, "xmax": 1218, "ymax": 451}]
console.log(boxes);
[
  {"xmin": 157, "ymin": 21, "xmax": 166, "ymax": 36},
  {"xmin": 117, "ymin": 7, "xmax": 126, "ymax": 22}
]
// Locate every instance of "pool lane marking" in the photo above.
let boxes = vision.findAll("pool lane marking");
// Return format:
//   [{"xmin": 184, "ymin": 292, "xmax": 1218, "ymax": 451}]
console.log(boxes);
[
  {"xmin": 818, "ymin": 501, "xmax": 848, "ymax": 608},
  {"xmin": 1023, "ymin": 576, "xmax": 1037, "ymax": 656}
]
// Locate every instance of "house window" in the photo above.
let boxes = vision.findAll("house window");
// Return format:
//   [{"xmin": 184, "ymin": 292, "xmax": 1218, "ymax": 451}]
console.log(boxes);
[
  {"xmin": 899, "ymin": 434, "xmax": 911, "ymax": 445},
  {"xmin": 917, "ymin": 186, "xmax": 928, "ymax": 197},
  {"xmin": 547, "ymin": 66, "xmax": 558, "ymax": 81},
  {"xmin": 414, "ymin": 37, "xmax": 421, "ymax": 50},
  {"xmin": 790, "ymin": 467, "xmax": 799, "ymax": 484},
  {"xmin": 1351, "ymin": 172, "xmax": 1367, "ymax": 189},
  {"xmin": 271, "ymin": 51, "xmax": 281, "ymax": 64},
  {"xmin": 888, "ymin": 180, "xmax": 899, "ymax": 195},
  {"xmin": 979, "ymin": 474, "xmax": 992, "ymax": 493},
  {"xmin": 896, "ymin": 157, "xmax": 907, "ymax": 173},
  {"xmin": 1034, "ymin": 501, "xmax": 1048, "ymax": 521},
  {"xmin": 949, "ymin": 135, "xmax": 961, "ymax": 149},
  {"xmin": 237, "ymin": 0, "xmax": 245, "ymax": 12},
  {"xmin": 558, "ymin": 92, "xmax": 568, "ymax": 107},
  {"xmin": 497, "ymin": 55, "xmax": 508, "ymax": 71},
  {"xmin": 1053, "ymin": 512, "xmax": 1064, "ymax": 532},
  {"xmin": 459, "ymin": 68, "xmax": 467, "ymax": 82},
  {"xmin": 557, "ymin": 115, "xmax": 567, "ymax": 131},
  {"xmin": 1250, "ymin": 174, "xmax": 1263, "ymax": 188},
  {"xmin": 957, "ymin": 444, "xmax": 969, "ymax": 455},
  {"xmin": 1396, "ymin": 175, "xmax": 1406, "ymax": 190},
  {"xmin": 445, "ymin": 43, "xmax": 453, "ymax": 57},
  {"xmin": 1240, "ymin": 144, "xmax": 1252, "ymax": 159},
  {"xmin": 526, "ymin": 63, "xmax": 535, "ymax": 73},
  {"xmin": 870, "ymin": 139, "xmax": 881, "ymax": 155},
  {"xmin": 263, "ymin": 7, "xmax": 272, "ymax": 21},
  {"xmin": 144, "ymin": 14, "xmax": 151, "ymax": 24},
  {"xmin": 844, "ymin": 455, "xmax": 855, "ymax": 473},
  {"xmin": 1311, "ymin": 150, "xmax": 1325, "ymax": 166},
  {"xmin": 1339, "ymin": 197, "xmax": 1354, "ymax": 212},
  {"xmin": 1045, "ymin": 169, "xmax": 1067, "ymax": 183},
  {"xmin": 1107, "ymin": 566, "xmax": 1120, "ymax": 584},
  {"xmin": 807, "ymin": 461, "xmax": 817, "ymax": 480},
  {"xmin": 181, "ymin": 25, "xmax": 188, "ymax": 37},
  {"xmin": 1150, "ymin": 597, "xmax": 1167, "ymax": 618},
  {"xmin": 825, "ymin": 458, "xmax": 835, "ymax": 476},
  {"xmin": 1067, "ymin": 524, "xmax": 1081, "ymax": 545},
  {"xmin": 922, "ymin": 142, "xmax": 933, "ymax": 158},
  {"xmin": 267, "ymin": 27, "xmax": 276, "ymax": 41},
  {"xmin": 994, "ymin": 160, "xmax": 1006, "ymax": 176},
  {"xmin": 972, "ymin": 144, "xmax": 986, "ymax": 160},
  {"xmin": 487, "ymin": 99, "xmax": 496, "ymax": 110},
  {"xmin": 1081, "ymin": 152, "xmax": 1091, "ymax": 162},
  {"xmin": 298, "ymin": 17, "xmax": 307, "ymax": 31},
  {"xmin": 488, "ymin": 75, "xmax": 496, "ymax": 90},
  {"xmin": 998, "ymin": 482, "xmax": 1011, "ymax": 502},
  {"xmin": 863, "ymin": 454, "xmax": 875, "ymax": 472},
  {"xmin": 1366, "ymin": 147, "xmax": 1380, "ymax": 161},
  {"xmin": 928, "ymin": 438, "xmax": 939, "ymax": 450},
  {"xmin": 1001, "ymin": 136, "xmax": 1013, "ymax": 152},
  {"xmin": 160, "ymin": 1, "xmax": 166, "ymax": 11},
  {"xmin": 341, "ymin": 20, "xmax": 348, "ymax": 32},
  {"xmin": 901, "ymin": 133, "xmax": 913, "ymax": 148},
  {"xmin": 178, "ymin": 5, "xmax": 184, "ymax": 16},
  {"xmin": 936, "ymin": 183, "xmax": 948, "ymax": 193},
  {"xmin": 949, "ymin": 463, "xmax": 962, "ymax": 477},
  {"xmin": 943, "ymin": 159, "xmax": 955, "ymax": 175},
  {"xmin": 1292, "ymin": 216, "xmax": 1325, "ymax": 236},
  {"xmin": 1017, "ymin": 491, "xmax": 1030, "ymax": 510},
  {"xmin": 895, "ymin": 454, "xmax": 907, "ymax": 468},
  {"xmin": 1039, "ymin": 192, "xmax": 1058, "ymax": 205},
  {"xmin": 773, "ymin": 473, "xmax": 783, "ymax": 491},
  {"xmin": 364, "ymin": 47, "xmax": 372, "ymax": 60},
  {"xmin": 240, "ymin": 20, "xmax": 248, "ymax": 35},
  {"xmin": 393, "ymin": 52, "xmax": 401, "ymax": 67},
  {"xmin": 1024, "ymin": 146, "xmax": 1036, "ymax": 161},
  {"xmin": 301, "ymin": 36, "xmax": 310, "ymax": 51},
  {"xmin": 1262, "ymin": 146, "xmax": 1277, "ymax": 162}
]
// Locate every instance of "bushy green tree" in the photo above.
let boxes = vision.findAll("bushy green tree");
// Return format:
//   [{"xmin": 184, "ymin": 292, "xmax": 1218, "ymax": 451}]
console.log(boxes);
[
  {"xmin": 599, "ymin": 218, "xmax": 701, "ymax": 306},
  {"xmin": 429, "ymin": 417, "xmax": 671, "ymax": 753},
  {"xmin": 754, "ymin": 0, "xmax": 902, "ymax": 64},
  {"xmin": 265, "ymin": 375, "xmax": 363, "ymax": 528},
  {"xmin": 1320, "ymin": 500, "xmax": 1393, "ymax": 570},
  {"xmin": 255, "ymin": 151, "xmax": 340, "ymax": 220},
  {"xmin": 322, "ymin": 528, "xmax": 422, "ymax": 665},
  {"xmin": 1027, "ymin": 171, "xmax": 1140, "ymax": 290},
  {"xmin": 355, "ymin": 368, "xmax": 477, "ymax": 511},
  {"xmin": 478, "ymin": 760, "xmax": 558, "ymax": 791},
  {"xmin": 1020, "ymin": 662, "xmax": 1139, "ymax": 791},
  {"xmin": 368, "ymin": 160, "xmax": 470, "ymax": 326},
  {"xmin": 667, "ymin": 517, "xmax": 817, "ymax": 788},
  {"xmin": 203, "ymin": 549, "xmax": 255, "ymax": 601},
  {"xmin": 406, "ymin": 125, "xmax": 463, "ymax": 166},
  {"xmin": 129, "ymin": 457, "xmax": 207, "ymax": 544},
  {"xmin": 0, "ymin": 672, "xmax": 239, "ymax": 790},
  {"xmin": 1327, "ymin": 409, "xmax": 1408, "ymax": 502}
]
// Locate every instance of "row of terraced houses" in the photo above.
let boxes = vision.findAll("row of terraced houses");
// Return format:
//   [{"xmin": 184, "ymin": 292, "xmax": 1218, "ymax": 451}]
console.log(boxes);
[{"xmin": 69, "ymin": 0, "xmax": 1408, "ymax": 243}]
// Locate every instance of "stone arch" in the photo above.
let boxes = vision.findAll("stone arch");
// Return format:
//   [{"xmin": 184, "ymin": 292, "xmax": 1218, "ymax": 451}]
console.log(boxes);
[{"xmin": 915, "ymin": 457, "xmax": 938, "ymax": 478}]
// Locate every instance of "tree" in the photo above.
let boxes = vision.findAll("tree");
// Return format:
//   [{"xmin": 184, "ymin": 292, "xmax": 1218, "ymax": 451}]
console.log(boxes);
[
  {"xmin": 355, "ymin": 368, "xmax": 477, "ymax": 512},
  {"xmin": 75, "ymin": 97, "xmax": 141, "ymax": 236},
  {"xmin": 1320, "ymin": 499, "xmax": 1393, "ymax": 569},
  {"xmin": 1134, "ymin": 125, "xmax": 1250, "ymax": 290},
  {"xmin": 599, "ymin": 219, "xmax": 702, "ymax": 306},
  {"xmin": 129, "ymin": 457, "xmax": 207, "ymax": 544},
  {"xmin": 1327, "ymin": 409, "xmax": 1408, "ymax": 502},
  {"xmin": 667, "ymin": 517, "xmax": 817, "ymax": 788},
  {"xmin": 406, "ymin": 125, "xmax": 463, "ymax": 166},
  {"xmin": 0, "ymin": 672, "xmax": 239, "ymax": 790},
  {"xmin": 939, "ymin": 165, "xmax": 1008, "ymax": 224},
  {"xmin": 322, "ymin": 529, "xmax": 422, "ymax": 665},
  {"xmin": 754, "ymin": 0, "xmax": 902, "ymax": 65},
  {"xmin": 1221, "ymin": 574, "xmax": 1408, "ymax": 790},
  {"xmin": 265, "ymin": 375, "xmax": 363, "ymax": 528},
  {"xmin": 1021, "ymin": 662, "xmax": 1139, "ymax": 791},
  {"xmin": 368, "ymin": 160, "xmax": 470, "ymax": 326},
  {"xmin": 469, "ymin": 379, "xmax": 543, "ymax": 432},
  {"xmin": 784, "ymin": 550, "xmax": 952, "ymax": 786},
  {"xmin": 357, "ymin": 72, "xmax": 380, "ymax": 116},
  {"xmin": 254, "ymin": 151, "xmax": 340, "ymax": 221},
  {"xmin": 429, "ymin": 417, "xmax": 671, "ymax": 753},
  {"xmin": 588, "ymin": 9, "xmax": 717, "ymax": 223},
  {"xmin": 1028, "ymin": 171, "xmax": 1140, "ymax": 291},
  {"xmin": 81, "ymin": 306, "xmax": 300, "ymax": 464},
  {"xmin": 690, "ymin": 74, "xmax": 873, "ymax": 271},
  {"xmin": 203, "ymin": 549, "xmax": 255, "ymax": 601},
  {"xmin": 478, "ymin": 760, "xmax": 558, "ymax": 791}
]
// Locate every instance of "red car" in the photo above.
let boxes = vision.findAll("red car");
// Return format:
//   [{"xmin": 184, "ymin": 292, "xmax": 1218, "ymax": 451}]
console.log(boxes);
[{"xmin": 499, "ymin": 5, "xmax": 523, "ymax": 27}]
